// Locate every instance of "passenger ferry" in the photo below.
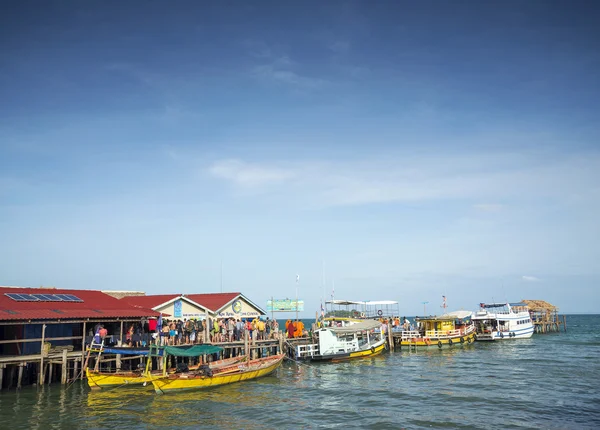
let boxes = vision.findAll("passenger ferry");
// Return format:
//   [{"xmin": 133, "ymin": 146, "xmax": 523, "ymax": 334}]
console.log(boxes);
[
  {"xmin": 472, "ymin": 302, "xmax": 534, "ymax": 340},
  {"xmin": 295, "ymin": 319, "xmax": 386, "ymax": 361}
]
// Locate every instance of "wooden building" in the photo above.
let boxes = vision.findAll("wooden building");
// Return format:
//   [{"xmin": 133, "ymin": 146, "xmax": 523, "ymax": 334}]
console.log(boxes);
[{"xmin": 0, "ymin": 286, "xmax": 159, "ymax": 390}]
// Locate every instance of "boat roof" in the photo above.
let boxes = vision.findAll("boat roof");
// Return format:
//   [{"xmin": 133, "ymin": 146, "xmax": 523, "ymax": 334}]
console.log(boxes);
[
  {"xmin": 326, "ymin": 299, "xmax": 398, "ymax": 306},
  {"xmin": 480, "ymin": 302, "xmax": 528, "ymax": 308},
  {"xmin": 441, "ymin": 310, "xmax": 472, "ymax": 319},
  {"xmin": 326, "ymin": 319, "xmax": 382, "ymax": 334}
]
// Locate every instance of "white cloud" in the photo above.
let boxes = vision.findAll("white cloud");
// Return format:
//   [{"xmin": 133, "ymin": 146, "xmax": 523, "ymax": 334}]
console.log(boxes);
[
  {"xmin": 522, "ymin": 275, "xmax": 541, "ymax": 282},
  {"xmin": 207, "ymin": 151, "xmax": 600, "ymax": 208},
  {"xmin": 208, "ymin": 159, "xmax": 296, "ymax": 187}
]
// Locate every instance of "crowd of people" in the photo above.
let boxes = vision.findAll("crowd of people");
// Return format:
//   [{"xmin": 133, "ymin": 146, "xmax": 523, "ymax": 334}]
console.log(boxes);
[
  {"xmin": 91, "ymin": 316, "xmax": 316, "ymax": 348},
  {"xmin": 154, "ymin": 316, "xmax": 285, "ymax": 346}
]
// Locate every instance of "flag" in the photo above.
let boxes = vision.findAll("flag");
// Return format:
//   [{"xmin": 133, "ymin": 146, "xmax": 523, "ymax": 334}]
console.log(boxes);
[{"xmin": 158, "ymin": 313, "xmax": 163, "ymax": 328}]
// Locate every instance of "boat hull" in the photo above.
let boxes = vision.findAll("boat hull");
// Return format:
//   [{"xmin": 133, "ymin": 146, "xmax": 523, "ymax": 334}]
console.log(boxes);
[
  {"xmin": 150, "ymin": 354, "xmax": 284, "ymax": 394},
  {"xmin": 86, "ymin": 356, "xmax": 247, "ymax": 389},
  {"xmin": 86, "ymin": 368, "xmax": 153, "ymax": 389},
  {"xmin": 475, "ymin": 326, "xmax": 534, "ymax": 341},
  {"xmin": 399, "ymin": 331, "xmax": 476, "ymax": 348},
  {"xmin": 308, "ymin": 340, "xmax": 387, "ymax": 361}
]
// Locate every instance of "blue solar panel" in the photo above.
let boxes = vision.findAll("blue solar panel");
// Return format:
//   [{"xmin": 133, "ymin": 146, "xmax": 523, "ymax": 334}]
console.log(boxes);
[
  {"xmin": 5, "ymin": 293, "xmax": 28, "ymax": 301},
  {"xmin": 63, "ymin": 294, "xmax": 83, "ymax": 302},
  {"xmin": 31, "ymin": 294, "xmax": 59, "ymax": 301},
  {"xmin": 5, "ymin": 292, "xmax": 83, "ymax": 302}
]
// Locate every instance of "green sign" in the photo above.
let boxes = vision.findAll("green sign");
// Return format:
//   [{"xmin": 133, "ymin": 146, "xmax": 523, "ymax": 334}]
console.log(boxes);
[{"xmin": 267, "ymin": 299, "xmax": 304, "ymax": 312}]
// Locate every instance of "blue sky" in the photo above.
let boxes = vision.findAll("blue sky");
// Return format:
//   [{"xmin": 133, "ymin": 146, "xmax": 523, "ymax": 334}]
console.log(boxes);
[{"xmin": 1, "ymin": 1, "xmax": 599, "ymax": 315}]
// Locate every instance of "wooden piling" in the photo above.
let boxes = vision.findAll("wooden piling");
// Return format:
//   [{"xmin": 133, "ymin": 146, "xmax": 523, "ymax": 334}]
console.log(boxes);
[
  {"xmin": 39, "ymin": 324, "xmax": 46, "ymax": 385},
  {"xmin": 61, "ymin": 349, "xmax": 68, "ymax": 384},
  {"xmin": 0, "ymin": 364, "xmax": 4, "ymax": 390},
  {"xmin": 73, "ymin": 359, "xmax": 79, "ymax": 381},
  {"xmin": 8, "ymin": 365, "xmax": 15, "ymax": 389},
  {"xmin": 279, "ymin": 332, "xmax": 284, "ymax": 355},
  {"xmin": 116, "ymin": 353, "xmax": 122, "ymax": 370},
  {"xmin": 47, "ymin": 361, "xmax": 53, "ymax": 384},
  {"xmin": 387, "ymin": 323, "xmax": 394, "ymax": 352},
  {"xmin": 17, "ymin": 363, "xmax": 24, "ymax": 389}
]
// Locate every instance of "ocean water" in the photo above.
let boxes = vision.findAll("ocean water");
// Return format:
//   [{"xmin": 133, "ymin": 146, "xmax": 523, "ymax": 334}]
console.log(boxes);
[{"xmin": 0, "ymin": 314, "xmax": 598, "ymax": 429}]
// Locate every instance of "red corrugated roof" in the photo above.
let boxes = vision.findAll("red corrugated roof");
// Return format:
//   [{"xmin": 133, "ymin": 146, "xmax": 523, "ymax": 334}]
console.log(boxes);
[
  {"xmin": 118, "ymin": 292, "xmax": 241, "ymax": 312},
  {"xmin": 0, "ymin": 287, "xmax": 160, "ymax": 321},
  {"xmin": 119, "ymin": 294, "xmax": 179, "ymax": 309},
  {"xmin": 185, "ymin": 293, "xmax": 240, "ymax": 312}
]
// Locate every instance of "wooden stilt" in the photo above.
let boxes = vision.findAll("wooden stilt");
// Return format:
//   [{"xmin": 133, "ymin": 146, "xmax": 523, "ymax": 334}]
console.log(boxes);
[
  {"xmin": 563, "ymin": 315, "xmax": 567, "ymax": 332},
  {"xmin": 119, "ymin": 320, "xmax": 124, "ymax": 346},
  {"xmin": 48, "ymin": 362, "xmax": 53, "ymax": 384},
  {"xmin": 61, "ymin": 349, "xmax": 68, "ymax": 384},
  {"xmin": 8, "ymin": 365, "xmax": 15, "ymax": 389},
  {"xmin": 0, "ymin": 364, "xmax": 4, "ymax": 390},
  {"xmin": 17, "ymin": 363, "xmax": 24, "ymax": 389},
  {"xmin": 279, "ymin": 332, "xmax": 283, "ymax": 355},
  {"xmin": 387, "ymin": 322, "xmax": 394, "ymax": 351},
  {"xmin": 39, "ymin": 324, "xmax": 46, "ymax": 385},
  {"xmin": 73, "ymin": 359, "xmax": 79, "ymax": 381}
]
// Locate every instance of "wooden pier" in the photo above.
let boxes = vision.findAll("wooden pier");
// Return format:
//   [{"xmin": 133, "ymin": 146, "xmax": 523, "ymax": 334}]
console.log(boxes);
[{"xmin": 522, "ymin": 299, "xmax": 566, "ymax": 333}]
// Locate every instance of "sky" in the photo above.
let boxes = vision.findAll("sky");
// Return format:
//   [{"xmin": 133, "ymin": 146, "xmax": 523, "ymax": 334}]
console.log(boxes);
[{"xmin": 1, "ymin": 1, "xmax": 599, "ymax": 315}]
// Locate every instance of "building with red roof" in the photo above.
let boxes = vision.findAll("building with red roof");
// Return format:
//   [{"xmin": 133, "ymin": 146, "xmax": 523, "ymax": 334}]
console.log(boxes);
[
  {"xmin": 120, "ymin": 292, "xmax": 266, "ymax": 321},
  {"xmin": 0, "ymin": 286, "xmax": 160, "ymax": 361}
]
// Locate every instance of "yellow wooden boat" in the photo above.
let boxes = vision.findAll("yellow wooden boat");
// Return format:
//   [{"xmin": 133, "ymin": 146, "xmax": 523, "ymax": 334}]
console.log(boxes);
[
  {"xmin": 86, "ymin": 355, "xmax": 246, "ymax": 389},
  {"xmin": 398, "ymin": 311, "xmax": 476, "ymax": 348},
  {"xmin": 150, "ymin": 354, "xmax": 285, "ymax": 394}
]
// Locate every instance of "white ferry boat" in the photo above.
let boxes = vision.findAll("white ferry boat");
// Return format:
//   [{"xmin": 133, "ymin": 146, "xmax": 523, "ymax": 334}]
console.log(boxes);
[
  {"xmin": 295, "ymin": 319, "xmax": 386, "ymax": 362},
  {"xmin": 472, "ymin": 302, "xmax": 534, "ymax": 340}
]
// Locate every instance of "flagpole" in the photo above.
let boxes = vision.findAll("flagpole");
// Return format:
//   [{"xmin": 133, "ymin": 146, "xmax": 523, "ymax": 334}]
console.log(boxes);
[{"xmin": 295, "ymin": 274, "xmax": 299, "ymax": 322}]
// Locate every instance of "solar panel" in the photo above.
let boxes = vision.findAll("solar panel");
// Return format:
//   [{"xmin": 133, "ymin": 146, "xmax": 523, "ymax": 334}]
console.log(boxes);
[
  {"xmin": 5, "ymin": 292, "xmax": 84, "ymax": 302},
  {"xmin": 5, "ymin": 293, "xmax": 28, "ymax": 301},
  {"xmin": 62, "ymin": 294, "xmax": 83, "ymax": 302},
  {"xmin": 31, "ymin": 294, "xmax": 60, "ymax": 301}
]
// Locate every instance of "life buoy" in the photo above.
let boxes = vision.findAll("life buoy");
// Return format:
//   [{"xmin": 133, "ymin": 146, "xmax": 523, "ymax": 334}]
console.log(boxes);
[
  {"xmin": 437, "ymin": 341, "xmax": 443, "ymax": 348},
  {"xmin": 499, "ymin": 332, "xmax": 504, "ymax": 339},
  {"xmin": 467, "ymin": 337, "xmax": 472, "ymax": 344},
  {"xmin": 424, "ymin": 337, "xmax": 431, "ymax": 346},
  {"xmin": 448, "ymin": 339, "xmax": 453, "ymax": 346},
  {"xmin": 360, "ymin": 312, "xmax": 366, "ymax": 318},
  {"xmin": 370, "ymin": 346, "xmax": 375, "ymax": 354},
  {"xmin": 377, "ymin": 310, "xmax": 383, "ymax": 316},
  {"xmin": 460, "ymin": 337, "xmax": 464, "ymax": 343}
]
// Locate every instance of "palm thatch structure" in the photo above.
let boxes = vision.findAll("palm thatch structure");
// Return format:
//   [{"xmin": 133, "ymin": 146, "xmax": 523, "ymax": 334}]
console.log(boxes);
[{"xmin": 522, "ymin": 299, "xmax": 565, "ymax": 333}]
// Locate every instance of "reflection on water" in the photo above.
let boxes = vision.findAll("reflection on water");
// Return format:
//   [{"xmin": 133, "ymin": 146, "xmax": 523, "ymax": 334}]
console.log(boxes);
[{"xmin": 0, "ymin": 316, "xmax": 599, "ymax": 429}]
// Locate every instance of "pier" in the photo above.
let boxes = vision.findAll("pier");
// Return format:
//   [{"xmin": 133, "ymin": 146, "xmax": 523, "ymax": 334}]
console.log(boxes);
[{"xmin": 522, "ymin": 299, "xmax": 566, "ymax": 333}]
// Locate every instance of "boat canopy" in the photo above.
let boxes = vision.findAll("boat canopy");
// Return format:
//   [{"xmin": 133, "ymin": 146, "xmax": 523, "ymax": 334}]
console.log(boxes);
[
  {"xmin": 99, "ymin": 346, "xmax": 163, "ymax": 356},
  {"xmin": 326, "ymin": 300, "xmax": 364, "ymax": 306},
  {"xmin": 441, "ymin": 310, "xmax": 472, "ymax": 320},
  {"xmin": 327, "ymin": 319, "xmax": 382, "ymax": 334},
  {"xmin": 509, "ymin": 302, "xmax": 528, "ymax": 307},
  {"xmin": 163, "ymin": 345, "xmax": 223, "ymax": 357},
  {"xmin": 325, "ymin": 300, "xmax": 399, "ymax": 306}
]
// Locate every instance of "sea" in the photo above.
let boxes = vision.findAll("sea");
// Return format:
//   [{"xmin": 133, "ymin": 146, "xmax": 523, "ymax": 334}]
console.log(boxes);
[{"xmin": 0, "ymin": 314, "xmax": 598, "ymax": 429}]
